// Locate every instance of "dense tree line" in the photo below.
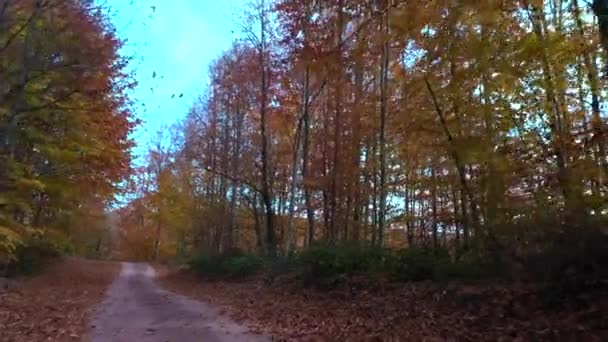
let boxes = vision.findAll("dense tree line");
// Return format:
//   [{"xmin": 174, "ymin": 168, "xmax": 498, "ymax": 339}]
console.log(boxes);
[
  {"xmin": 0, "ymin": 0, "xmax": 137, "ymax": 267},
  {"xmin": 122, "ymin": 0, "xmax": 607, "ymax": 262}
]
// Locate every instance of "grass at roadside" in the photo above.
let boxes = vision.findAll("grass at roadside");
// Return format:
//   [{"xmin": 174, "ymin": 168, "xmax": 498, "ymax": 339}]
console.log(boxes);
[{"xmin": 0, "ymin": 258, "xmax": 119, "ymax": 342}]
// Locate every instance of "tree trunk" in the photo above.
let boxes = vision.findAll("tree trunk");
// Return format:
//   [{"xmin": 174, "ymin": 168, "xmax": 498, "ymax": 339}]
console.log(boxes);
[
  {"xmin": 528, "ymin": 3, "xmax": 582, "ymax": 217},
  {"xmin": 258, "ymin": 0, "xmax": 276, "ymax": 256},
  {"xmin": 329, "ymin": 0, "xmax": 344, "ymax": 243},
  {"xmin": 425, "ymin": 79, "xmax": 479, "ymax": 245},
  {"xmin": 593, "ymin": 0, "xmax": 608, "ymax": 67},
  {"xmin": 229, "ymin": 102, "xmax": 244, "ymax": 251},
  {"xmin": 574, "ymin": 0, "xmax": 607, "ymax": 188},
  {"xmin": 286, "ymin": 112, "xmax": 303, "ymax": 255},
  {"xmin": 431, "ymin": 163, "xmax": 438, "ymax": 249},
  {"xmin": 377, "ymin": 1, "xmax": 390, "ymax": 247}
]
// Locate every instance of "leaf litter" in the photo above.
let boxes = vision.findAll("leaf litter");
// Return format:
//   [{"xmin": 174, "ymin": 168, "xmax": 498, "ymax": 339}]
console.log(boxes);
[
  {"xmin": 157, "ymin": 270, "xmax": 607, "ymax": 341},
  {"xmin": 0, "ymin": 258, "xmax": 119, "ymax": 342}
]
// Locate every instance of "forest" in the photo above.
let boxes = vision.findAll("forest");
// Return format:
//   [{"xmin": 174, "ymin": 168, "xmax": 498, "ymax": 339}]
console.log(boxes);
[
  {"xmin": 0, "ymin": 0, "xmax": 607, "ymax": 340},
  {"xmin": 118, "ymin": 0, "xmax": 607, "ymax": 271}
]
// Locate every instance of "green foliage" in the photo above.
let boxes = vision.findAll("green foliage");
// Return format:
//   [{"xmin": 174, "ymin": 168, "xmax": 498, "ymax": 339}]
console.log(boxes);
[
  {"xmin": 295, "ymin": 243, "xmax": 502, "ymax": 283},
  {"xmin": 520, "ymin": 226, "xmax": 608, "ymax": 310},
  {"xmin": 0, "ymin": 0, "xmax": 135, "ymax": 266},
  {"xmin": 526, "ymin": 228, "xmax": 607, "ymax": 301},
  {"xmin": 433, "ymin": 257, "xmax": 503, "ymax": 282},
  {"xmin": 222, "ymin": 255, "xmax": 263, "ymax": 278},
  {"xmin": 0, "ymin": 225, "xmax": 24, "ymax": 264},
  {"xmin": 187, "ymin": 253, "xmax": 218, "ymax": 274},
  {"xmin": 265, "ymin": 253, "xmax": 300, "ymax": 276},
  {"xmin": 297, "ymin": 242, "xmax": 390, "ymax": 279},
  {"xmin": 391, "ymin": 247, "xmax": 450, "ymax": 281},
  {"xmin": 3, "ymin": 235, "xmax": 74, "ymax": 277},
  {"xmin": 183, "ymin": 225, "xmax": 605, "ymax": 288},
  {"xmin": 187, "ymin": 250, "xmax": 262, "ymax": 279}
]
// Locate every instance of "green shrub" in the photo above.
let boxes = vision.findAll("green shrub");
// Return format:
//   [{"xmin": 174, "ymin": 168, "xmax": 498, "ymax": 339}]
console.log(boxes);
[
  {"xmin": 296, "ymin": 243, "xmax": 484, "ymax": 283},
  {"xmin": 297, "ymin": 242, "xmax": 391, "ymax": 279},
  {"xmin": 187, "ymin": 251, "xmax": 262, "ymax": 279},
  {"xmin": 4, "ymin": 236, "xmax": 71, "ymax": 277},
  {"xmin": 221, "ymin": 255, "xmax": 262, "ymax": 278},
  {"xmin": 518, "ymin": 227, "xmax": 608, "ymax": 309},
  {"xmin": 390, "ymin": 247, "xmax": 449, "ymax": 281},
  {"xmin": 526, "ymin": 228, "xmax": 607, "ymax": 292},
  {"xmin": 187, "ymin": 252, "xmax": 218, "ymax": 274},
  {"xmin": 265, "ymin": 253, "xmax": 299, "ymax": 276},
  {"xmin": 433, "ymin": 258, "xmax": 502, "ymax": 281}
]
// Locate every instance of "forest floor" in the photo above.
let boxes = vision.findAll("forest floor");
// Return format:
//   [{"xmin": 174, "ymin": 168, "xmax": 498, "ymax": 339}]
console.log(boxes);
[
  {"xmin": 0, "ymin": 258, "xmax": 118, "ymax": 342},
  {"xmin": 1, "ymin": 259, "xmax": 604, "ymax": 341},
  {"xmin": 158, "ymin": 269, "xmax": 607, "ymax": 341}
]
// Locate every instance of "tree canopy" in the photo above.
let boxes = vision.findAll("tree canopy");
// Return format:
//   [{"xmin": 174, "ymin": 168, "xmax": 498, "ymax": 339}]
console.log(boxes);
[
  {"xmin": 120, "ymin": 0, "xmax": 607, "ymax": 261},
  {"xmin": 0, "ymin": 0, "xmax": 137, "ymax": 264}
]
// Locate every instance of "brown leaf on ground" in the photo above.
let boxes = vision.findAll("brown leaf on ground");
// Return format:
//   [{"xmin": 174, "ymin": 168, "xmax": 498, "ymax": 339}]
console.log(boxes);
[
  {"xmin": 158, "ymin": 270, "xmax": 608, "ymax": 341},
  {"xmin": 0, "ymin": 258, "xmax": 118, "ymax": 342}
]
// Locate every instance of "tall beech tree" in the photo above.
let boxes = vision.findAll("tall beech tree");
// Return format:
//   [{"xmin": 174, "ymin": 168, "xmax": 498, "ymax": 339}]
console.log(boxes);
[{"xmin": 0, "ymin": 0, "xmax": 137, "ymax": 262}]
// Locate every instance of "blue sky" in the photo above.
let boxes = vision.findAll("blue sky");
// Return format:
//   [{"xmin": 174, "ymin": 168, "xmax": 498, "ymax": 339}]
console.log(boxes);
[{"xmin": 104, "ymin": 0, "xmax": 244, "ymax": 161}]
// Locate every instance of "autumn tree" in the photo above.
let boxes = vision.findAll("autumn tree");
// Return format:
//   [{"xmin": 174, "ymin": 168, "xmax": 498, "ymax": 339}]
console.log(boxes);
[
  {"xmin": 0, "ymin": 0, "xmax": 137, "ymax": 264},
  {"xmin": 122, "ymin": 0, "xmax": 607, "ymax": 263}
]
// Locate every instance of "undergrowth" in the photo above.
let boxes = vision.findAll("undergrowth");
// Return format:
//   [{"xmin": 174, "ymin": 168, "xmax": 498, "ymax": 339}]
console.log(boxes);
[
  {"xmin": 186, "ymin": 242, "xmax": 503, "ymax": 285},
  {"xmin": 187, "ymin": 250, "xmax": 262, "ymax": 279},
  {"xmin": 185, "ymin": 225, "xmax": 607, "ymax": 297},
  {"xmin": 2, "ymin": 236, "xmax": 74, "ymax": 277}
]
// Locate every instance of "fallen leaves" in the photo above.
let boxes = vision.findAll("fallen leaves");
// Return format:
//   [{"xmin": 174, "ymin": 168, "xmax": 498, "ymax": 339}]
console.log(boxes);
[
  {"xmin": 0, "ymin": 258, "xmax": 119, "ymax": 342},
  {"xmin": 158, "ymin": 271, "xmax": 608, "ymax": 341}
]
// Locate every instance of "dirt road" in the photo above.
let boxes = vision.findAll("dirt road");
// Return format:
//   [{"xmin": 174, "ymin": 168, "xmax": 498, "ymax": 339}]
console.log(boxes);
[{"xmin": 88, "ymin": 263, "xmax": 267, "ymax": 342}]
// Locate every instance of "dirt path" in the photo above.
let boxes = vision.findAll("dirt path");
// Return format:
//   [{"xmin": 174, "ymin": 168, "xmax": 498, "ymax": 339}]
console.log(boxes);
[{"xmin": 88, "ymin": 262, "xmax": 267, "ymax": 342}]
